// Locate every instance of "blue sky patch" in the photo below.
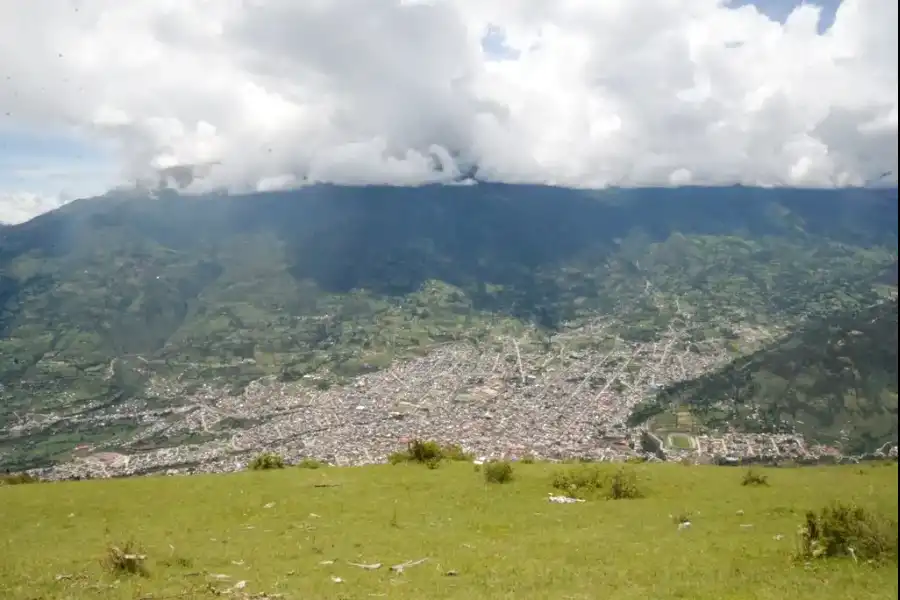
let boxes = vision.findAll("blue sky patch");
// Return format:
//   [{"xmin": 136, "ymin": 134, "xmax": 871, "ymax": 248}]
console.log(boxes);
[
  {"xmin": 730, "ymin": 0, "xmax": 841, "ymax": 33},
  {"xmin": 481, "ymin": 25, "xmax": 520, "ymax": 61},
  {"xmin": 0, "ymin": 124, "xmax": 116, "ymax": 199}
]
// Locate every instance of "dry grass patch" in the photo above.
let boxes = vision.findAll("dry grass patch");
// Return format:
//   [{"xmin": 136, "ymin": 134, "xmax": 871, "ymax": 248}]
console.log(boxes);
[{"xmin": 101, "ymin": 541, "xmax": 148, "ymax": 577}]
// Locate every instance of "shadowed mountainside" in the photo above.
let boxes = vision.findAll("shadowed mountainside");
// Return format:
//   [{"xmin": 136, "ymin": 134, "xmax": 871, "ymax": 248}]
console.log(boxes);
[{"xmin": 2, "ymin": 184, "xmax": 896, "ymax": 339}]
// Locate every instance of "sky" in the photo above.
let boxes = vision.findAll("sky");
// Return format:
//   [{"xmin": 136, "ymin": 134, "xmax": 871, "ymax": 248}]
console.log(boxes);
[{"xmin": 0, "ymin": 0, "xmax": 896, "ymax": 224}]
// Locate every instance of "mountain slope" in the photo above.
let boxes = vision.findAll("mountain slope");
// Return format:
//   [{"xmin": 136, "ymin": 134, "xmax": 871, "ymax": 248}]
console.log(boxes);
[
  {"xmin": 0, "ymin": 184, "xmax": 897, "ymax": 467},
  {"xmin": 638, "ymin": 298, "xmax": 899, "ymax": 453}
]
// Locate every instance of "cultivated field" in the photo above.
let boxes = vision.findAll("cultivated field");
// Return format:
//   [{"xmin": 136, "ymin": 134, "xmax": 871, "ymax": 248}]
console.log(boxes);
[{"xmin": 1, "ymin": 462, "xmax": 897, "ymax": 600}]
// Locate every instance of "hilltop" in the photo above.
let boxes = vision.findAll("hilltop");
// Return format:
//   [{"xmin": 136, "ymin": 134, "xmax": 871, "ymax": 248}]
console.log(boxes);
[{"xmin": 0, "ymin": 184, "xmax": 897, "ymax": 471}]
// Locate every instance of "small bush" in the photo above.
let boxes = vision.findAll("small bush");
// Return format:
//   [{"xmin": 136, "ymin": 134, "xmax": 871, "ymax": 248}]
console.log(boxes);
[
  {"xmin": 741, "ymin": 468, "xmax": 769, "ymax": 487},
  {"xmin": 797, "ymin": 502, "xmax": 898, "ymax": 563},
  {"xmin": 483, "ymin": 461, "xmax": 514, "ymax": 484},
  {"xmin": 672, "ymin": 511, "xmax": 693, "ymax": 525},
  {"xmin": 408, "ymin": 439, "xmax": 443, "ymax": 462},
  {"xmin": 425, "ymin": 457, "xmax": 442, "ymax": 470},
  {"xmin": 519, "ymin": 454, "xmax": 536, "ymax": 464},
  {"xmin": 389, "ymin": 440, "xmax": 472, "ymax": 465},
  {"xmin": 551, "ymin": 466, "xmax": 606, "ymax": 499},
  {"xmin": 444, "ymin": 444, "xmax": 474, "ymax": 462},
  {"xmin": 297, "ymin": 458, "xmax": 325, "ymax": 469},
  {"xmin": 102, "ymin": 541, "xmax": 149, "ymax": 577},
  {"xmin": 248, "ymin": 452, "xmax": 285, "ymax": 471},
  {"xmin": 0, "ymin": 472, "xmax": 39, "ymax": 485},
  {"xmin": 550, "ymin": 466, "xmax": 644, "ymax": 500},
  {"xmin": 606, "ymin": 468, "xmax": 644, "ymax": 500}
]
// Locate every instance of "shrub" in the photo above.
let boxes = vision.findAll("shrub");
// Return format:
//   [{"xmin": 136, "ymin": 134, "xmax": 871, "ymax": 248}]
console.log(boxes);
[
  {"xmin": 483, "ymin": 461, "xmax": 514, "ymax": 484},
  {"xmin": 550, "ymin": 466, "xmax": 645, "ymax": 500},
  {"xmin": 672, "ymin": 511, "xmax": 693, "ymax": 525},
  {"xmin": 550, "ymin": 466, "xmax": 606, "ymax": 499},
  {"xmin": 102, "ymin": 541, "xmax": 149, "ymax": 577},
  {"xmin": 519, "ymin": 454, "xmax": 536, "ymax": 464},
  {"xmin": 410, "ymin": 439, "xmax": 442, "ymax": 462},
  {"xmin": 0, "ymin": 472, "xmax": 39, "ymax": 485},
  {"xmin": 425, "ymin": 457, "xmax": 442, "ymax": 470},
  {"xmin": 248, "ymin": 452, "xmax": 285, "ymax": 471},
  {"xmin": 741, "ymin": 468, "xmax": 769, "ymax": 487},
  {"xmin": 606, "ymin": 468, "xmax": 644, "ymax": 500},
  {"xmin": 388, "ymin": 439, "xmax": 472, "ymax": 465},
  {"xmin": 797, "ymin": 502, "xmax": 898, "ymax": 563},
  {"xmin": 297, "ymin": 458, "xmax": 325, "ymax": 469},
  {"xmin": 441, "ymin": 443, "xmax": 473, "ymax": 462}
]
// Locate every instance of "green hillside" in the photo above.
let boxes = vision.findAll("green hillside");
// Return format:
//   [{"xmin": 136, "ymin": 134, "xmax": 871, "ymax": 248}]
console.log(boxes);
[
  {"xmin": 637, "ymin": 299, "xmax": 898, "ymax": 452},
  {"xmin": 0, "ymin": 185, "xmax": 897, "ymax": 467}
]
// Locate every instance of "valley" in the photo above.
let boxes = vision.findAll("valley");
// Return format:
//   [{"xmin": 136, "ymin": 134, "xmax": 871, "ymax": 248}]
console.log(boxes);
[{"xmin": 1, "ymin": 185, "xmax": 897, "ymax": 474}]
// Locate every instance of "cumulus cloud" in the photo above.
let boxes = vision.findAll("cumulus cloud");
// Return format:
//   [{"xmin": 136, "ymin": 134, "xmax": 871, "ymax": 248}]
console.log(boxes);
[
  {"xmin": 0, "ymin": 191, "xmax": 68, "ymax": 225},
  {"xmin": 0, "ymin": 0, "xmax": 896, "ymax": 222}
]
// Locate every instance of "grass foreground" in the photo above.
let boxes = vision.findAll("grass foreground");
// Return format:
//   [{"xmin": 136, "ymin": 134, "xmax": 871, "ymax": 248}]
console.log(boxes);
[{"xmin": 1, "ymin": 462, "xmax": 897, "ymax": 600}]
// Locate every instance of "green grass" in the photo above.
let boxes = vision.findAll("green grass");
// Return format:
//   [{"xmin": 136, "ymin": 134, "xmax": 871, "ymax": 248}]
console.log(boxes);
[
  {"xmin": 668, "ymin": 433, "xmax": 695, "ymax": 450},
  {"xmin": 0, "ymin": 463, "xmax": 897, "ymax": 599}
]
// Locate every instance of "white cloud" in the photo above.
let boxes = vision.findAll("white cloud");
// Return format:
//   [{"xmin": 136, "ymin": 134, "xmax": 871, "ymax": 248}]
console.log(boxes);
[
  {"xmin": 0, "ymin": 0, "xmax": 896, "ymax": 223},
  {"xmin": 0, "ymin": 191, "xmax": 67, "ymax": 225}
]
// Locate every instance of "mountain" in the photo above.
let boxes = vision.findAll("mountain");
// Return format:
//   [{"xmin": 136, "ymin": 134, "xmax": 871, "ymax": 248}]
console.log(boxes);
[
  {"xmin": 881, "ymin": 260, "xmax": 899, "ymax": 286},
  {"xmin": 0, "ymin": 184, "xmax": 897, "ymax": 469},
  {"xmin": 633, "ymin": 298, "xmax": 898, "ymax": 452}
]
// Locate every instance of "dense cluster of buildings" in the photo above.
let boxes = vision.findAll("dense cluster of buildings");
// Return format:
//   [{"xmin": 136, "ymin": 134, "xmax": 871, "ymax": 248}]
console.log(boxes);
[{"xmin": 6, "ymin": 317, "xmax": 895, "ymax": 482}]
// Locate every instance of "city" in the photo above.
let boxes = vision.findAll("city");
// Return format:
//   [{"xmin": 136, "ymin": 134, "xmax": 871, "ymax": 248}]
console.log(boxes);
[{"xmin": 7, "ymin": 315, "xmax": 893, "ymax": 481}]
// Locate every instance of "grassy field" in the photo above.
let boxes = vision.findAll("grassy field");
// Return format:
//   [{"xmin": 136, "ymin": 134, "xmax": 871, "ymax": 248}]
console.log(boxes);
[
  {"xmin": 1, "ymin": 462, "xmax": 897, "ymax": 600},
  {"xmin": 648, "ymin": 410, "xmax": 702, "ymax": 435},
  {"xmin": 667, "ymin": 433, "xmax": 695, "ymax": 450}
]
